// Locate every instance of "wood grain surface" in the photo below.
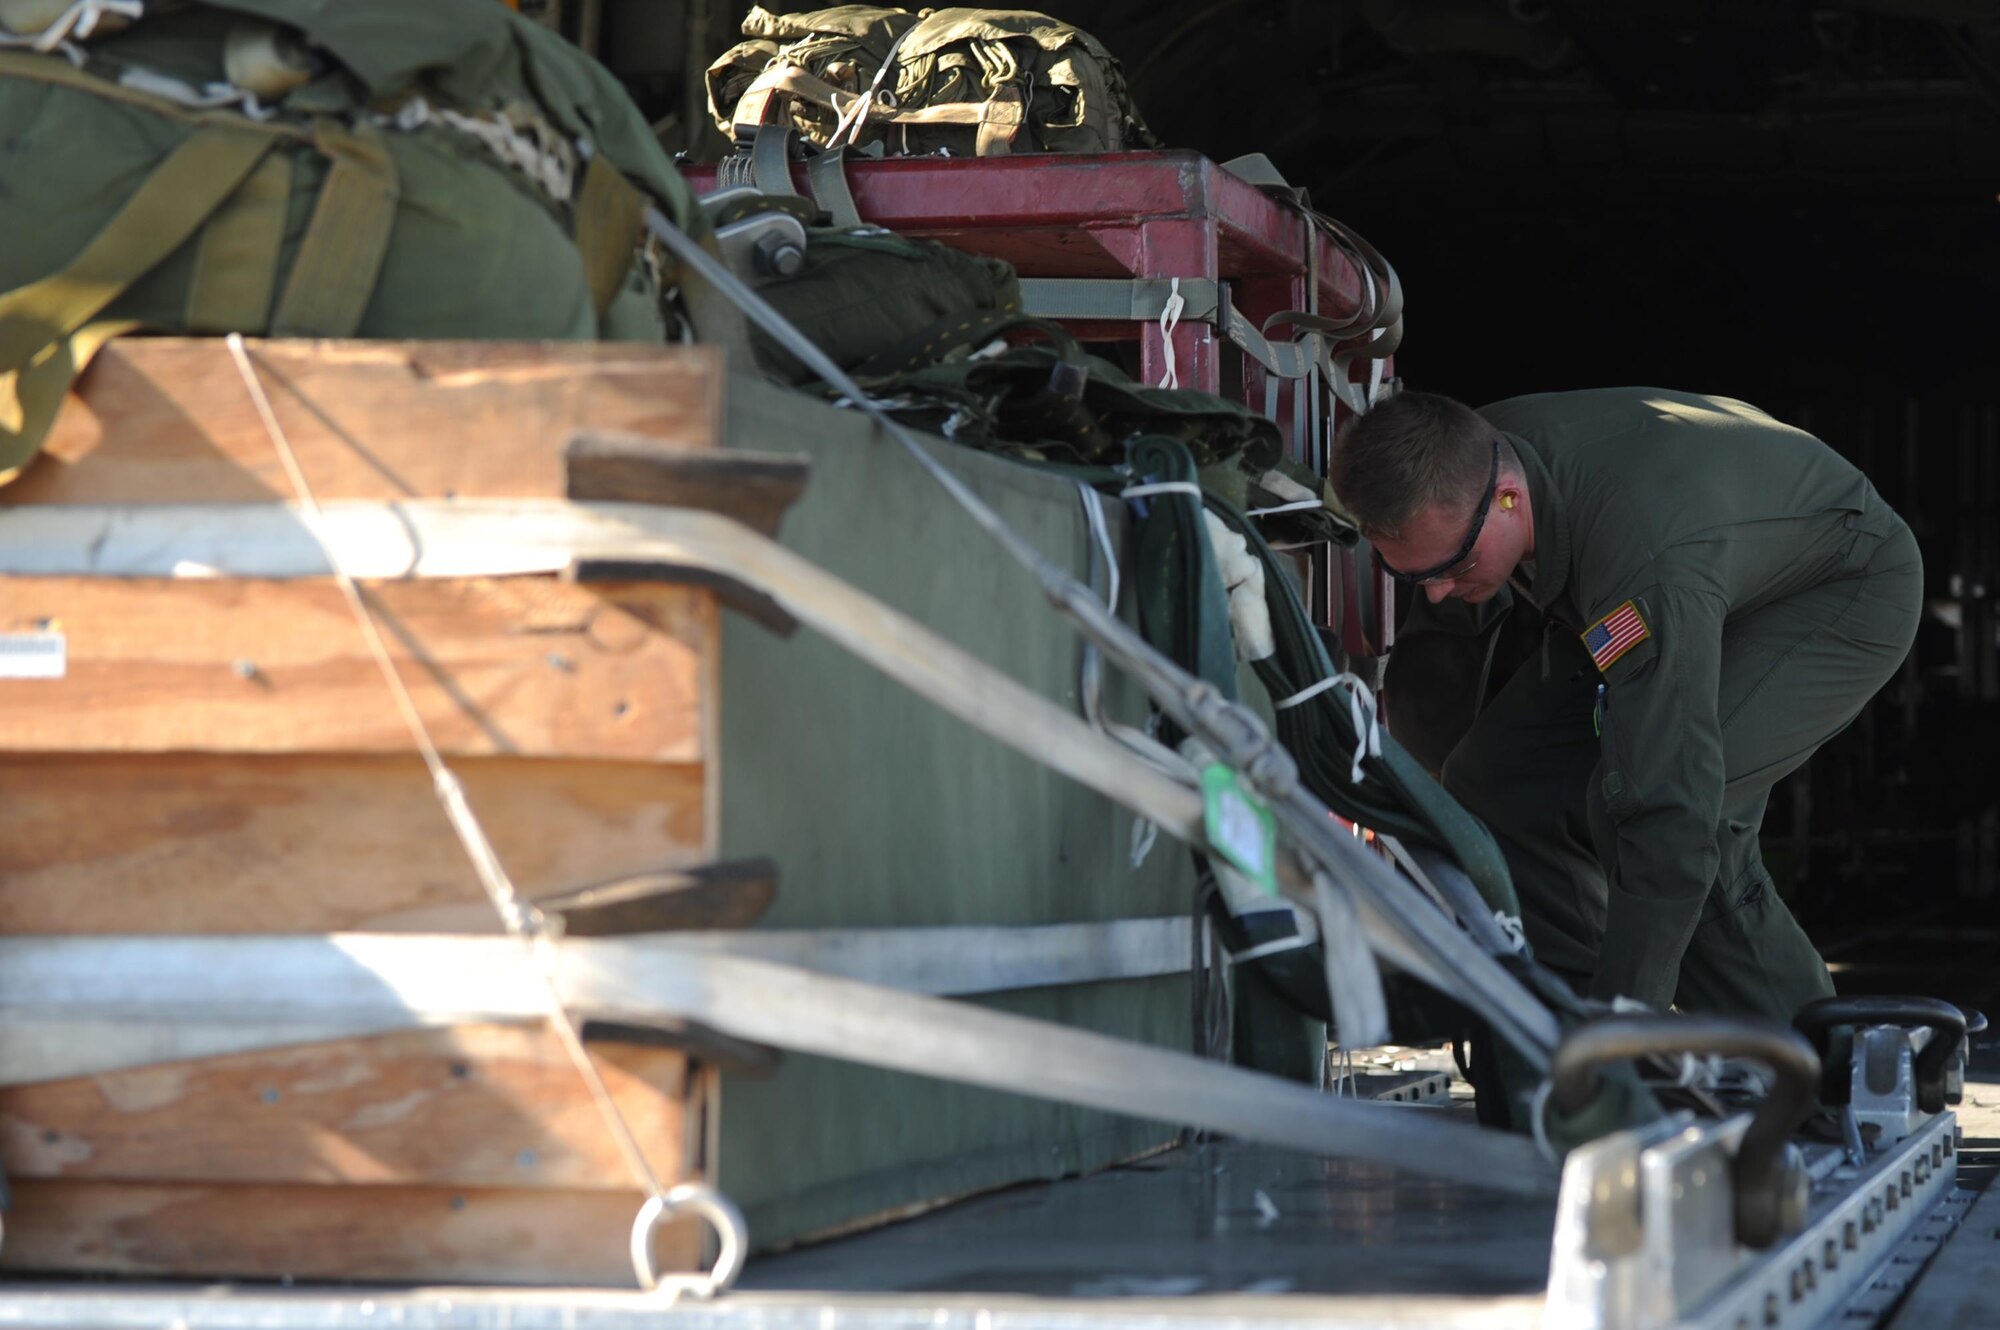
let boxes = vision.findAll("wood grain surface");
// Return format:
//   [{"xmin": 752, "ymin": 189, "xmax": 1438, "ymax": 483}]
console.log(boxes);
[
  {"xmin": 0, "ymin": 1025, "xmax": 693, "ymax": 1188},
  {"xmin": 11, "ymin": 340, "xmax": 724, "ymax": 505},
  {"xmin": 0, "ymin": 578, "xmax": 713, "ymax": 760},
  {"xmin": 0, "ymin": 1178, "xmax": 701, "ymax": 1286},
  {"xmin": 0, "ymin": 753, "xmax": 709, "ymax": 934}
]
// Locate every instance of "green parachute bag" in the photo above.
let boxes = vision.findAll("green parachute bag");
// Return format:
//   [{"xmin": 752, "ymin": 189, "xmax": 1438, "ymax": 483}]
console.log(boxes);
[
  {"xmin": 708, "ymin": 5, "xmax": 1159, "ymax": 156},
  {"xmin": 0, "ymin": 0, "xmax": 735, "ymax": 483},
  {"xmin": 743, "ymin": 213, "xmax": 1026, "ymax": 384}
]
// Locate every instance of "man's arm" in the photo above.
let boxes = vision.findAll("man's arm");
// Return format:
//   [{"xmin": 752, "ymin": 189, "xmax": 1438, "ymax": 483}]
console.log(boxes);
[
  {"xmin": 1384, "ymin": 586, "xmax": 1515, "ymax": 776},
  {"xmin": 1586, "ymin": 583, "xmax": 1728, "ymax": 1010}
]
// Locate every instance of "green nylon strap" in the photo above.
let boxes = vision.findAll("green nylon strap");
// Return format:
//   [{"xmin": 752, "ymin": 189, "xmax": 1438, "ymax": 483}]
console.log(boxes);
[
  {"xmin": 574, "ymin": 152, "xmax": 648, "ymax": 321},
  {"xmin": 0, "ymin": 318, "xmax": 134, "ymax": 483},
  {"xmin": 185, "ymin": 151, "xmax": 295, "ymax": 334},
  {"xmin": 0, "ymin": 123, "xmax": 278, "ymax": 374},
  {"xmin": 271, "ymin": 118, "xmax": 399, "ymax": 338}
]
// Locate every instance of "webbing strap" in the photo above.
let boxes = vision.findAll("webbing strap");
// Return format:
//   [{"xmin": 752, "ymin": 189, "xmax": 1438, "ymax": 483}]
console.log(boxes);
[
  {"xmin": 0, "ymin": 317, "xmax": 132, "ymax": 484},
  {"xmin": 1019, "ymin": 277, "xmax": 1220, "ymax": 323},
  {"xmin": 749, "ymin": 122, "xmax": 799, "ymax": 196},
  {"xmin": 0, "ymin": 124, "xmax": 277, "ymax": 372},
  {"xmin": 733, "ymin": 62, "xmax": 1024, "ymax": 151},
  {"xmin": 573, "ymin": 152, "xmax": 648, "ymax": 320},
  {"xmin": 804, "ymin": 146, "xmax": 863, "ymax": 228},
  {"xmin": 271, "ymin": 118, "xmax": 398, "ymax": 338},
  {"xmin": 185, "ymin": 152, "xmax": 294, "ymax": 334}
]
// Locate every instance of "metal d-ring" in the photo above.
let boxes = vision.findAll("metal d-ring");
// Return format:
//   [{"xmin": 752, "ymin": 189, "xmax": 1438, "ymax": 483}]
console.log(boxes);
[
  {"xmin": 1793, "ymin": 995, "xmax": 1969, "ymax": 1115},
  {"xmin": 1551, "ymin": 1014, "xmax": 1821, "ymax": 1251},
  {"xmin": 630, "ymin": 1184, "xmax": 749, "ymax": 1297}
]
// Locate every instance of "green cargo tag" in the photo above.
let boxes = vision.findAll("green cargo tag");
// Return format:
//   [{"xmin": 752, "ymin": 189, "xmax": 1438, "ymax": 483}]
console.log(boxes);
[{"xmin": 1201, "ymin": 763, "xmax": 1277, "ymax": 895}]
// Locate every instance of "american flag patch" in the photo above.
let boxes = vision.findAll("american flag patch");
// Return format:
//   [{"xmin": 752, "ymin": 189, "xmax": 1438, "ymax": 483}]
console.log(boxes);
[{"xmin": 1582, "ymin": 600, "xmax": 1651, "ymax": 672}]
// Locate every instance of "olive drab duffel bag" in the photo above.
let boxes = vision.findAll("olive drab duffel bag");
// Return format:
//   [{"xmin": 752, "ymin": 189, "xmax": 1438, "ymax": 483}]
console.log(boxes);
[
  {"xmin": 706, "ymin": 5, "xmax": 1159, "ymax": 156},
  {"xmin": 0, "ymin": 0, "xmax": 745, "ymax": 482}
]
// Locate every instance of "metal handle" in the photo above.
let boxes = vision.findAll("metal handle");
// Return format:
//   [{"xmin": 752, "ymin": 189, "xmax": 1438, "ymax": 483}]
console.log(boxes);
[
  {"xmin": 1793, "ymin": 996, "xmax": 1967, "ymax": 1115},
  {"xmin": 1552, "ymin": 1015, "xmax": 1821, "ymax": 1250}
]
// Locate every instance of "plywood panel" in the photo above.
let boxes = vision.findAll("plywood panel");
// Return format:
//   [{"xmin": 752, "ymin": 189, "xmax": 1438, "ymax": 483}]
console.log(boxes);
[
  {"xmin": 13, "ymin": 340, "xmax": 724, "ymax": 505},
  {"xmin": 0, "ymin": 578, "xmax": 713, "ymax": 760},
  {"xmin": 0, "ymin": 1179, "xmax": 703, "ymax": 1286},
  {"xmin": 0, "ymin": 754, "xmax": 708, "ymax": 934},
  {"xmin": 0, "ymin": 1026, "xmax": 691, "ymax": 1189}
]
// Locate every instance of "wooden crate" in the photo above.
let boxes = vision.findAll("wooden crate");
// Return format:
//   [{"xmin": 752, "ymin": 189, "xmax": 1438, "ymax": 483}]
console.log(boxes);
[{"xmin": 0, "ymin": 339, "xmax": 743, "ymax": 1286}]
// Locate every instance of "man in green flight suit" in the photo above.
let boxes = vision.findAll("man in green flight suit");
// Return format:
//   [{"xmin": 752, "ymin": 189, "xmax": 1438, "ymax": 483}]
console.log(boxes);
[{"xmin": 1330, "ymin": 388, "xmax": 1923, "ymax": 1021}]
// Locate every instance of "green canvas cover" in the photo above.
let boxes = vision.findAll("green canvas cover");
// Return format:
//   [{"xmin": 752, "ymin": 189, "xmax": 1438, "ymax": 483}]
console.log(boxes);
[
  {"xmin": 0, "ymin": 0, "xmax": 717, "ymax": 479},
  {"xmin": 715, "ymin": 372, "xmax": 1199, "ymax": 1247}
]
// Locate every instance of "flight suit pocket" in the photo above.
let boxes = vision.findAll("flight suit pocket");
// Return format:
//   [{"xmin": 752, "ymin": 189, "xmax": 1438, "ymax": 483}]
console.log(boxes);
[
  {"xmin": 1705, "ymin": 819, "xmax": 1769, "ymax": 920},
  {"xmin": 1592, "ymin": 633, "xmax": 1658, "ymax": 825}
]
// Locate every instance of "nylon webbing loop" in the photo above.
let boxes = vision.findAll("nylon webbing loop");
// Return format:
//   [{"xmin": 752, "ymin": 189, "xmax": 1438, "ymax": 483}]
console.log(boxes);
[
  {"xmin": 0, "ymin": 122, "xmax": 279, "ymax": 474},
  {"xmin": 185, "ymin": 152, "xmax": 294, "ymax": 333},
  {"xmin": 271, "ymin": 118, "xmax": 399, "ymax": 337},
  {"xmin": 805, "ymin": 146, "xmax": 864, "ymax": 229}
]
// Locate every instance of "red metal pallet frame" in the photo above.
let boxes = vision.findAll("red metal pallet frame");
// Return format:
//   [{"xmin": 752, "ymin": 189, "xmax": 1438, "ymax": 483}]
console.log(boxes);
[{"xmin": 683, "ymin": 149, "xmax": 1394, "ymax": 657}]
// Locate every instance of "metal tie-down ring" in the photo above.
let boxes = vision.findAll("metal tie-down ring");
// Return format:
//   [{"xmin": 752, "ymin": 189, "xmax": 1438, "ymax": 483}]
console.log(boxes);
[{"xmin": 630, "ymin": 1183, "xmax": 749, "ymax": 1297}]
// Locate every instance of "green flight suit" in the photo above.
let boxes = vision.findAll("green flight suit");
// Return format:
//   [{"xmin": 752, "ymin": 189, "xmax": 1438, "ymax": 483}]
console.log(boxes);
[{"xmin": 1400, "ymin": 388, "xmax": 1923, "ymax": 1020}]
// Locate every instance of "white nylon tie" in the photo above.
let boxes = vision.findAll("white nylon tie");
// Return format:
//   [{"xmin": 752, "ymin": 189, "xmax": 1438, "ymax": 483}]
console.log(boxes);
[
  {"xmin": 1119, "ymin": 481, "xmax": 1203, "ymax": 502},
  {"xmin": 1245, "ymin": 498, "xmax": 1324, "ymax": 518},
  {"xmin": 1274, "ymin": 672, "xmax": 1382, "ymax": 784},
  {"xmin": 223, "ymin": 335, "xmax": 743, "ymax": 1298},
  {"xmin": 1156, "ymin": 276, "xmax": 1185, "ymax": 390}
]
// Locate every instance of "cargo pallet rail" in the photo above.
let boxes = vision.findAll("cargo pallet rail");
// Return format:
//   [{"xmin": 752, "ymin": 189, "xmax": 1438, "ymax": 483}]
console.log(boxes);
[{"xmin": 0, "ymin": 152, "xmax": 1984, "ymax": 1330}]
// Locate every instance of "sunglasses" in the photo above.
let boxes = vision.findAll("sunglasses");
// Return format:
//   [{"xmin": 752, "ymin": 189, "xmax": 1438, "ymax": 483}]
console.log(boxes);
[{"xmin": 1374, "ymin": 439, "xmax": 1501, "ymax": 586}]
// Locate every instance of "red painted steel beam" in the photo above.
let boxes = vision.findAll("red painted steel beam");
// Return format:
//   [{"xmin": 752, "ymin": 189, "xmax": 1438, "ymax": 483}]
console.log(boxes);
[{"xmin": 680, "ymin": 150, "xmax": 1370, "ymax": 321}]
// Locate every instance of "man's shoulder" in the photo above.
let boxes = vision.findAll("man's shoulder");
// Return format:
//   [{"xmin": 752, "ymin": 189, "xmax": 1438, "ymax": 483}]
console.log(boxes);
[{"xmin": 1477, "ymin": 387, "xmax": 1786, "ymax": 439}]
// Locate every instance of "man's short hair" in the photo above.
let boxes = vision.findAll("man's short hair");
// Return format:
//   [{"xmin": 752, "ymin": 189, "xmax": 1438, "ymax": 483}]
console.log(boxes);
[{"xmin": 1330, "ymin": 391, "xmax": 1497, "ymax": 539}]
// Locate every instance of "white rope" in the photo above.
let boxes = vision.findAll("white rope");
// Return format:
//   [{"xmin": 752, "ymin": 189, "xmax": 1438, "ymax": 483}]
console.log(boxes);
[
  {"xmin": 1156, "ymin": 276, "xmax": 1185, "ymax": 390},
  {"xmin": 1273, "ymin": 671, "xmax": 1382, "ymax": 784},
  {"xmin": 1079, "ymin": 483, "xmax": 1121, "ymax": 622},
  {"xmin": 1245, "ymin": 498, "xmax": 1324, "ymax": 518},
  {"xmin": 1074, "ymin": 482, "xmax": 1195, "ymax": 805},
  {"xmin": 830, "ymin": 26, "xmax": 916, "ymax": 149},
  {"xmin": 1119, "ymin": 481, "xmax": 1203, "ymax": 501},
  {"xmin": 223, "ymin": 336, "xmax": 702, "ymax": 1288}
]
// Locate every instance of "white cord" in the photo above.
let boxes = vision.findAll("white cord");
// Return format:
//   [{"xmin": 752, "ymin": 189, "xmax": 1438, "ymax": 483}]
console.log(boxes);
[
  {"xmin": 830, "ymin": 26, "xmax": 915, "ymax": 149},
  {"xmin": 1080, "ymin": 482, "xmax": 1121, "ymax": 621},
  {"xmin": 1156, "ymin": 276, "xmax": 1185, "ymax": 390},
  {"xmin": 1119, "ymin": 481, "xmax": 1203, "ymax": 501},
  {"xmin": 1273, "ymin": 671, "xmax": 1381, "ymax": 783},
  {"xmin": 1272, "ymin": 675, "xmax": 1342, "ymax": 711},
  {"xmin": 223, "ymin": 336, "xmax": 696, "ymax": 1270},
  {"xmin": 1245, "ymin": 498, "xmax": 1324, "ymax": 517}
]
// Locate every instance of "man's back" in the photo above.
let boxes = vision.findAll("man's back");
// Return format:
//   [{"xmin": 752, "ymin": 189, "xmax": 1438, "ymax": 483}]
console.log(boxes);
[{"xmin": 1480, "ymin": 386, "xmax": 1894, "ymax": 620}]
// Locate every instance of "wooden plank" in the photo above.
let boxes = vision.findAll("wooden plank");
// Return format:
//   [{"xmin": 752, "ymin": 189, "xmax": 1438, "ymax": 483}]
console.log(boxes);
[
  {"xmin": 566, "ymin": 430, "xmax": 810, "ymax": 537},
  {"xmin": 0, "ymin": 1179, "xmax": 703, "ymax": 1286},
  {"xmin": 12, "ymin": 340, "xmax": 725, "ymax": 506},
  {"xmin": 0, "ymin": 754, "xmax": 708, "ymax": 934},
  {"xmin": 0, "ymin": 1025, "xmax": 692, "ymax": 1189},
  {"xmin": 0, "ymin": 577, "xmax": 712, "ymax": 759}
]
